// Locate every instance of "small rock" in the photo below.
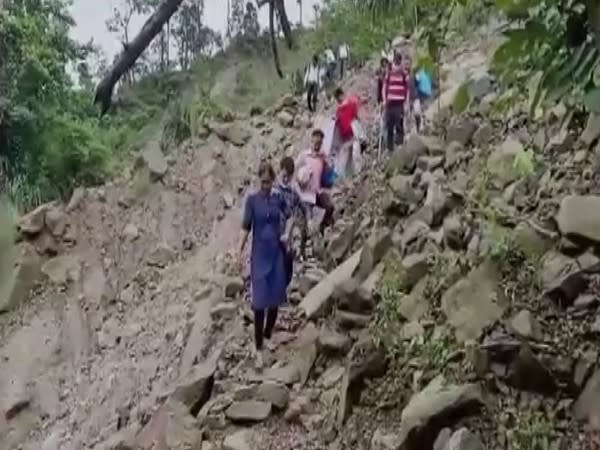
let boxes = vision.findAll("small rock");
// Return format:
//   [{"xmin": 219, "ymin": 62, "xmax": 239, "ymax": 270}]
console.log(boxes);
[
  {"xmin": 277, "ymin": 110, "xmax": 295, "ymax": 127},
  {"xmin": 224, "ymin": 276, "xmax": 244, "ymax": 298},
  {"xmin": 371, "ymin": 428, "xmax": 400, "ymax": 450},
  {"xmin": 284, "ymin": 396, "xmax": 310, "ymax": 422},
  {"xmin": 223, "ymin": 429, "xmax": 254, "ymax": 450},
  {"xmin": 510, "ymin": 309, "xmax": 542, "ymax": 340},
  {"xmin": 223, "ymin": 192, "xmax": 234, "ymax": 209},
  {"xmin": 444, "ymin": 427, "xmax": 484, "ymax": 450},
  {"xmin": 225, "ymin": 400, "xmax": 271, "ymax": 423},
  {"xmin": 317, "ymin": 329, "xmax": 352, "ymax": 355},
  {"xmin": 254, "ymin": 382, "xmax": 289, "ymax": 410},
  {"xmin": 123, "ymin": 223, "xmax": 139, "ymax": 240},
  {"xmin": 147, "ymin": 244, "xmax": 175, "ymax": 268}
]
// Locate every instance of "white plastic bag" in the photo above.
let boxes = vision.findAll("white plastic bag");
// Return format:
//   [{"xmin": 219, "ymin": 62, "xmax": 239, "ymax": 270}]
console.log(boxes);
[
  {"xmin": 321, "ymin": 117, "xmax": 338, "ymax": 157},
  {"xmin": 350, "ymin": 119, "xmax": 366, "ymax": 142}
]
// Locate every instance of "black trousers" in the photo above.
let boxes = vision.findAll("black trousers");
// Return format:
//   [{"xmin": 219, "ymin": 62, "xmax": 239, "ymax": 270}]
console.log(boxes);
[
  {"xmin": 339, "ymin": 58, "xmax": 346, "ymax": 79},
  {"xmin": 385, "ymin": 101, "xmax": 405, "ymax": 152},
  {"xmin": 254, "ymin": 307, "xmax": 278, "ymax": 351},
  {"xmin": 307, "ymin": 82, "xmax": 318, "ymax": 112}
]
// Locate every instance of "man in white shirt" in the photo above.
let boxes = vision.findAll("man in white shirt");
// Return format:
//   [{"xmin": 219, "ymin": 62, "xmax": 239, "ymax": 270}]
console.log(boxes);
[
  {"xmin": 304, "ymin": 54, "xmax": 321, "ymax": 112},
  {"xmin": 338, "ymin": 42, "xmax": 349, "ymax": 79},
  {"xmin": 323, "ymin": 47, "xmax": 336, "ymax": 82}
]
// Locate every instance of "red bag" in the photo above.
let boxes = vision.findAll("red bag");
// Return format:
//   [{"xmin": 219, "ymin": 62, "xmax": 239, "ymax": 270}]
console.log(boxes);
[{"xmin": 336, "ymin": 96, "xmax": 359, "ymax": 140}]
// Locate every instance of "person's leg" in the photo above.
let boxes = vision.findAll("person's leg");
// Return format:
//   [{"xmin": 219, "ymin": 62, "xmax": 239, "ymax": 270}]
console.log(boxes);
[
  {"xmin": 385, "ymin": 106, "xmax": 395, "ymax": 153},
  {"xmin": 312, "ymin": 84, "xmax": 318, "ymax": 111},
  {"xmin": 298, "ymin": 208, "xmax": 308, "ymax": 260},
  {"xmin": 264, "ymin": 307, "xmax": 279, "ymax": 340},
  {"xmin": 397, "ymin": 105, "xmax": 405, "ymax": 144},
  {"xmin": 306, "ymin": 85, "xmax": 312, "ymax": 111},
  {"xmin": 254, "ymin": 308, "xmax": 265, "ymax": 351},
  {"xmin": 316, "ymin": 192, "xmax": 334, "ymax": 234}
]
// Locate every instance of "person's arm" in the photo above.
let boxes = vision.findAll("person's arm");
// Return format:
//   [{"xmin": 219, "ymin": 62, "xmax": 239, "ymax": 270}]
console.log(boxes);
[
  {"xmin": 279, "ymin": 193, "xmax": 293, "ymax": 243},
  {"xmin": 238, "ymin": 195, "xmax": 252, "ymax": 256}
]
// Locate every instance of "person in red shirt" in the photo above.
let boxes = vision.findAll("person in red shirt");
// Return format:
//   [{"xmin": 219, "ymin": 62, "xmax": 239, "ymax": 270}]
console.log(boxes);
[
  {"xmin": 382, "ymin": 50, "xmax": 410, "ymax": 152},
  {"xmin": 333, "ymin": 87, "xmax": 365, "ymax": 178}
]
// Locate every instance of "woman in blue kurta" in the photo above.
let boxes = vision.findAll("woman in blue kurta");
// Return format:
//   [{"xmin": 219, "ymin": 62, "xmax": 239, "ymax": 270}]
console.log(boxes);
[{"xmin": 238, "ymin": 161, "xmax": 292, "ymax": 369}]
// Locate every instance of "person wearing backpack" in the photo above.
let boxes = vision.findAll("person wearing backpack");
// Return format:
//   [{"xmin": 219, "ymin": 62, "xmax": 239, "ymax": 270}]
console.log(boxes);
[
  {"xmin": 324, "ymin": 47, "xmax": 336, "ymax": 82},
  {"xmin": 382, "ymin": 50, "xmax": 410, "ymax": 152},
  {"xmin": 295, "ymin": 129, "xmax": 335, "ymax": 236},
  {"xmin": 411, "ymin": 66, "xmax": 433, "ymax": 133},
  {"xmin": 304, "ymin": 54, "xmax": 321, "ymax": 113}
]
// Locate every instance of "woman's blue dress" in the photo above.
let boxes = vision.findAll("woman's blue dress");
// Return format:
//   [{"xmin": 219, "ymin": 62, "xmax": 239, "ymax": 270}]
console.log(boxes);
[{"xmin": 242, "ymin": 190, "xmax": 291, "ymax": 310}]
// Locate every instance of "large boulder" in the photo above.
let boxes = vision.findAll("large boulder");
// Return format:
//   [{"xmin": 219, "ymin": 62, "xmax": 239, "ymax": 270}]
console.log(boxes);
[
  {"xmin": 210, "ymin": 121, "xmax": 252, "ymax": 146},
  {"xmin": 441, "ymin": 260, "xmax": 507, "ymax": 342},
  {"xmin": 17, "ymin": 203, "xmax": 49, "ymax": 235},
  {"xmin": 354, "ymin": 227, "xmax": 392, "ymax": 281},
  {"xmin": 137, "ymin": 140, "xmax": 168, "ymax": 181},
  {"xmin": 397, "ymin": 376, "xmax": 485, "ymax": 450},
  {"xmin": 555, "ymin": 195, "xmax": 600, "ymax": 244},
  {"xmin": 300, "ymin": 250, "xmax": 361, "ymax": 319},
  {"xmin": 486, "ymin": 137, "xmax": 523, "ymax": 188}
]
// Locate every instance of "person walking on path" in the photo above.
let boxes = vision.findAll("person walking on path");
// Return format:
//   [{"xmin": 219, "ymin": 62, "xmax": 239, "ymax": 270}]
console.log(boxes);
[
  {"xmin": 376, "ymin": 56, "xmax": 390, "ymax": 106},
  {"xmin": 333, "ymin": 87, "xmax": 365, "ymax": 178},
  {"xmin": 382, "ymin": 50, "xmax": 410, "ymax": 152},
  {"xmin": 296, "ymin": 129, "xmax": 335, "ymax": 236},
  {"xmin": 410, "ymin": 64, "xmax": 433, "ymax": 133},
  {"xmin": 304, "ymin": 54, "xmax": 321, "ymax": 113},
  {"xmin": 324, "ymin": 46, "xmax": 336, "ymax": 82},
  {"xmin": 338, "ymin": 41, "xmax": 349, "ymax": 79},
  {"xmin": 238, "ymin": 161, "xmax": 292, "ymax": 370},
  {"xmin": 275, "ymin": 156, "xmax": 308, "ymax": 261},
  {"xmin": 381, "ymin": 39, "xmax": 394, "ymax": 63}
]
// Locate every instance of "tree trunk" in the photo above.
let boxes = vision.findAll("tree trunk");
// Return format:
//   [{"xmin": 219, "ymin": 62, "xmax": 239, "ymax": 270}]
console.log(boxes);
[
  {"xmin": 257, "ymin": 0, "xmax": 293, "ymax": 49},
  {"xmin": 273, "ymin": 0, "xmax": 293, "ymax": 49},
  {"xmin": 269, "ymin": 1, "xmax": 284, "ymax": 77},
  {"xmin": 94, "ymin": 0, "xmax": 185, "ymax": 115}
]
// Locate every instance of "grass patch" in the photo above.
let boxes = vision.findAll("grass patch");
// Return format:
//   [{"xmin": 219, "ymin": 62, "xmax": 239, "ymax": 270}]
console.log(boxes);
[{"xmin": 507, "ymin": 411, "xmax": 553, "ymax": 450}]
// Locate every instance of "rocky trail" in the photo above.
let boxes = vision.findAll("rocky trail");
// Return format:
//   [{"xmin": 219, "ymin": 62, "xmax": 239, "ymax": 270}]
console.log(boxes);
[{"xmin": 4, "ymin": 25, "xmax": 600, "ymax": 450}]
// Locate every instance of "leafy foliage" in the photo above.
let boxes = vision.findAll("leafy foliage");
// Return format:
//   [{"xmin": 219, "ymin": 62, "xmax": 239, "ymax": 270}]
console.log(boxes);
[{"xmin": 491, "ymin": 0, "xmax": 600, "ymax": 115}]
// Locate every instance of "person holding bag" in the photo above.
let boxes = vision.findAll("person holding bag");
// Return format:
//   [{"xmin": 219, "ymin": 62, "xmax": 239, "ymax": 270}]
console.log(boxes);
[
  {"xmin": 333, "ymin": 87, "xmax": 366, "ymax": 179},
  {"xmin": 295, "ymin": 128, "xmax": 335, "ymax": 236}
]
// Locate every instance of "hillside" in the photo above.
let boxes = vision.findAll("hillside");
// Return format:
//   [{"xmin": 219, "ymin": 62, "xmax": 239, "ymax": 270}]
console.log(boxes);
[{"xmin": 4, "ymin": 0, "xmax": 600, "ymax": 449}]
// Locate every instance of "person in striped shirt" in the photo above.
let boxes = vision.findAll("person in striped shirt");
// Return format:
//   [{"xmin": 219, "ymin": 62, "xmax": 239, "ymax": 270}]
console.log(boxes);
[{"xmin": 382, "ymin": 50, "xmax": 410, "ymax": 152}]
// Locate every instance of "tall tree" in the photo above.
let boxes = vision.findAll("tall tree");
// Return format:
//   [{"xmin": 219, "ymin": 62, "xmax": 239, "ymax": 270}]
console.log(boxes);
[{"xmin": 95, "ymin": 0, "xmax": 294, "ymax": 113}]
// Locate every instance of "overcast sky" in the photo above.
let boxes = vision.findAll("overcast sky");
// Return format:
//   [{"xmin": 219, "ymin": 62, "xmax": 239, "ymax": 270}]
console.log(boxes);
[{"xmin": 70, "ymin": 0, "xmax": 322, "ymax": 58}]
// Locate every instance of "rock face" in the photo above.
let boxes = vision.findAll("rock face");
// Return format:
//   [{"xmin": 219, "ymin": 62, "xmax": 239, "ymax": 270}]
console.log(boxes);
[{"xmin": 441, "ymin": 260, "xmax": 507, "ymax": 342}]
